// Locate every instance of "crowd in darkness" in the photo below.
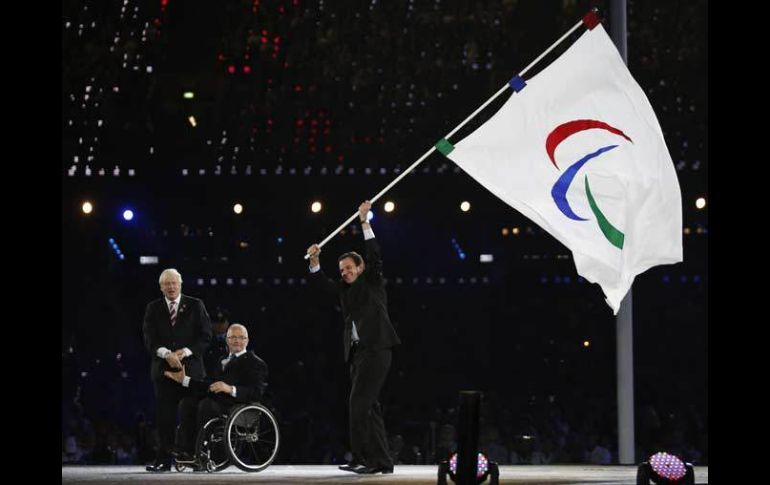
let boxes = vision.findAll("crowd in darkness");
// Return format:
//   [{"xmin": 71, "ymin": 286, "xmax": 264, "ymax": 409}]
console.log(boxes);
[
  {"xmin": 63, "ymin": 0, "xmax": 705, "ymax": 184},
  {"xmin": 62, "ymin": 0, "xmax": 707, "ymax": 468}
]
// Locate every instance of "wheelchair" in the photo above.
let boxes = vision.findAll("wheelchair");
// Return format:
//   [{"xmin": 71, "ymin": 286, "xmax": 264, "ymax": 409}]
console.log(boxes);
[{"xmin": 175, "ymin": 402, "xmax": 280, "ymax": 473}]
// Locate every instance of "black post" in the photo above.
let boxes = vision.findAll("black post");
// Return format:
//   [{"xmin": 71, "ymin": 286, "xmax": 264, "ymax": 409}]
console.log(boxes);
[{"xmin": 456, "ymin": 391, "xmax": 481, "ymax": 485}]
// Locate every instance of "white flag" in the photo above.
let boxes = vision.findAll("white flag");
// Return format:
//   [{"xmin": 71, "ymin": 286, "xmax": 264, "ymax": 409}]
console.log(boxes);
[{"xmin": 444, "ymin": 24, "xmax": 682, "ymax": 313}]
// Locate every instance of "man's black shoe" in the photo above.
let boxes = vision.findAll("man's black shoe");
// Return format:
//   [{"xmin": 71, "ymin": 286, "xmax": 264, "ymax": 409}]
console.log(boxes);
[
  {"xmin": 354, "ymin": 465, "xmax": 394, "ymax": 474},
  {"xmin": 145, "ymin": 460, "xmax": 172, "ymax": 472},
  {"xmin": 338, "ymin": 462, "xmax": 365, "ymax": 472}
]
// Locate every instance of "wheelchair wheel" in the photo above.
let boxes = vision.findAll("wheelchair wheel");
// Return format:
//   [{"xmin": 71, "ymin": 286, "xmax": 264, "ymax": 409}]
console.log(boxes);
[
  {"xmin": 195, "ymin": 416, "xmax": 230, "ymax": 472},
  {"xmin": 224, "ymin": 403, "xmax": 280, "ymax": 472}
]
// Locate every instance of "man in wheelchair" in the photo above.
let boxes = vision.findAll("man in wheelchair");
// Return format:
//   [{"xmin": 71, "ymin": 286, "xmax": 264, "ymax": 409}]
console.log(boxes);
[{"xmin": 164, "ymin": 323, "xmax": 268, "ymax": 468}]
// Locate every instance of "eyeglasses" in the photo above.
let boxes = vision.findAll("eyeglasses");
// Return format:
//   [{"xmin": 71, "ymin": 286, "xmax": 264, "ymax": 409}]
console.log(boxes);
[{"xmin": 227, "ymin": 336, "xmax": 247, "ymax": 341}]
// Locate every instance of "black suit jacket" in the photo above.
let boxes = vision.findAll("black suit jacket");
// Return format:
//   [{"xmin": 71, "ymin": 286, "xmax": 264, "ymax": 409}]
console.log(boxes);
[
  {"xmin": 143, "ymin": 295, "xmax": 212, "ymax": 382},
  {"xmin": 311, "ymin": 237, "xmax": 401, "ymax": 361},
  {"xmin": 188, "ymin": 350, "xmax": 268, "ymax": 405}
]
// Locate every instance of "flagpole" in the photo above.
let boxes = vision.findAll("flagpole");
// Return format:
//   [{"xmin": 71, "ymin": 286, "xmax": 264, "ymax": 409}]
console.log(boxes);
[
  {"xmin": 305, "ymin": 17, "xmax": 587, "ymax": 259},
  {"xmin": 610, "ymin": 0, "xmax": 637, "ymax": 466}
]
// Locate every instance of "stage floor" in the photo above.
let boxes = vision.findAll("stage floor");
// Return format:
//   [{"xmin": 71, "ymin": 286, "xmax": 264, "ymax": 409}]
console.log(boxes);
[{"xmin": 62, "ymin": 464, "xmax": 709, "ymax": 484}]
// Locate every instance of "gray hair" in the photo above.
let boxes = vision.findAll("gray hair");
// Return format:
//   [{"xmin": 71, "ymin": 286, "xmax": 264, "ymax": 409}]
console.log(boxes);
[
  {"xmin": 227, "ymin": 323, "xmax": 249, "ymax": 338},
  {"xmin": 159, "ymin": 268, "xmax": 183, "ymax": 284}
]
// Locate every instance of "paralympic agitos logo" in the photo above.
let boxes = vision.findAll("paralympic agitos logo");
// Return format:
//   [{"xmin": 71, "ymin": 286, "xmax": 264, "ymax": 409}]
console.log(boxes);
[{"xmin": 547, "ymin": 119, "xmax": 632, "ymax": 250}]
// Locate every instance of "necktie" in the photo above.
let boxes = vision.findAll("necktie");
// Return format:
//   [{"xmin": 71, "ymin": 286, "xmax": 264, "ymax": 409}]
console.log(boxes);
[
  {"xmin": 169, "ymin": 301, "xmax": 177, "ymax": 326},
  {"xmin": 223, "ymin": 353, "xmax": 235, "ymax": 370}
]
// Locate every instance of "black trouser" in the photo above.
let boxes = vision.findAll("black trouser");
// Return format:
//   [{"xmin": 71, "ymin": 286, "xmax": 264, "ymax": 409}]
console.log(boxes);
[
  {"xmin": 349, "ymin": 346, "xmax": 393, "ymax": 468},
  {"xmin": 178, "ymin": 396, "xmax": 228, "ymax": 454},
  {"xmin": 152, "ymin": 378, "xmax": 190, "ymax": 460}
]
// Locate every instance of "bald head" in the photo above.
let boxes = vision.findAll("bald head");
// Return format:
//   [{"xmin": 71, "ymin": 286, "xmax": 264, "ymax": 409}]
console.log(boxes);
[{"xmin": 226, "ymin": 323, "xmax": 249, "ymax": 354}]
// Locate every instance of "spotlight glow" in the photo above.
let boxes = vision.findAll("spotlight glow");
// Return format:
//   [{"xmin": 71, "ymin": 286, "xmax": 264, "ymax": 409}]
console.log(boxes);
[
  {"xmin": 448, "ymin": 452, "xmax": 489, "ymax": 479},
  {"xmin": 649, "ymin": 452, "xmax": 687, "ymax": 481},
  {"xmin": 82, "ymin": 201, "xmax": 93, "ymax": 214},
  {"xmin": 311, "ymin": 201, "xmax": 322, "ymax": 213}
]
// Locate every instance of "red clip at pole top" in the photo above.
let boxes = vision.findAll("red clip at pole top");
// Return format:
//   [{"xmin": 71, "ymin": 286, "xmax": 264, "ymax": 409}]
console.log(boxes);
[{"xmin": 583, "ymin": 10, "xmax": 601, "ymax": 30}]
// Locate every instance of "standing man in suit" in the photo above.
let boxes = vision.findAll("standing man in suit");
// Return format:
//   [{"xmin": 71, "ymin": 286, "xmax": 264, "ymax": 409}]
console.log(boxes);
[
  {"xmin": 143, "ymin": 268, "xmax": 212, "ymax": 472},
  {"xmin": 306, "ymin": 200, "xmax": 401, "ymax": 475},
  {"xmin": 164, "ymin": 323, "xmax": 268, "ymax": 462}
]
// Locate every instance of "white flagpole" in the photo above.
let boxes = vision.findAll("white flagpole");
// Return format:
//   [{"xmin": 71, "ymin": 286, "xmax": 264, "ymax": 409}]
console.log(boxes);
[{"xmin": 305, "ymin": 16, "xmax": 588, "ymax": 259}]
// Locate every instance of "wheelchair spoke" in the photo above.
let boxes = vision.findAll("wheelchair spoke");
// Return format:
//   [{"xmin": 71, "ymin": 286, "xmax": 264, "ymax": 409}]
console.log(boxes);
[
  {"xmin": 195, "ymin": 416, "xmax": 230, "ymax": 472},
  {"xmin": 225, "ymin": 403, "xmax": 280, "ymax": 472}
]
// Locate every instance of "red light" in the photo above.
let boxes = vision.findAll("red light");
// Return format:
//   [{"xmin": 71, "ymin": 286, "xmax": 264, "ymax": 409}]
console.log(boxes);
[
  {"xmin": 161, "ymin": 0, "xmax": 168, "ymax": 6},
  {"xmin": 261, "ymin": 29, "xmax": 267, "ymax": 35},
  {"xmin": 267, "ymin": 119, "xmax": 273, "ymax": 126},
  {"xmin": 260, "ymin": 36, "xmax": 268, "ymax": 44},
  {"xmin": 324, "ymin": 145, "xmax": 332, "ymax": 153},
  {"xmin": 243, "ymin": 65, "xmax": 252, "ymax": 74},
  {"xmin": 274, "ymin": 36, "xmax": 281, "ymax": 44},
  {"xmin": 278, "ymin": 5, "xmax": 285, "ymax": 13},
  {"xmin": 227, "ymin": 65, "xmax": 236, "ymax": 74},
  {"xmin": 296, "ymin": 119, "xmax": 304, "ymax": 127},
  {"xmin": 294, "ymin": 85, "xmax": 303, "ymax": 93},
  {"xmin": 338, "ymin": 155, "xmax": 344, "ymax": 162},
  {"xmin": 217, "ymin": 53, "xmax": 225, "ymax": 61}
]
